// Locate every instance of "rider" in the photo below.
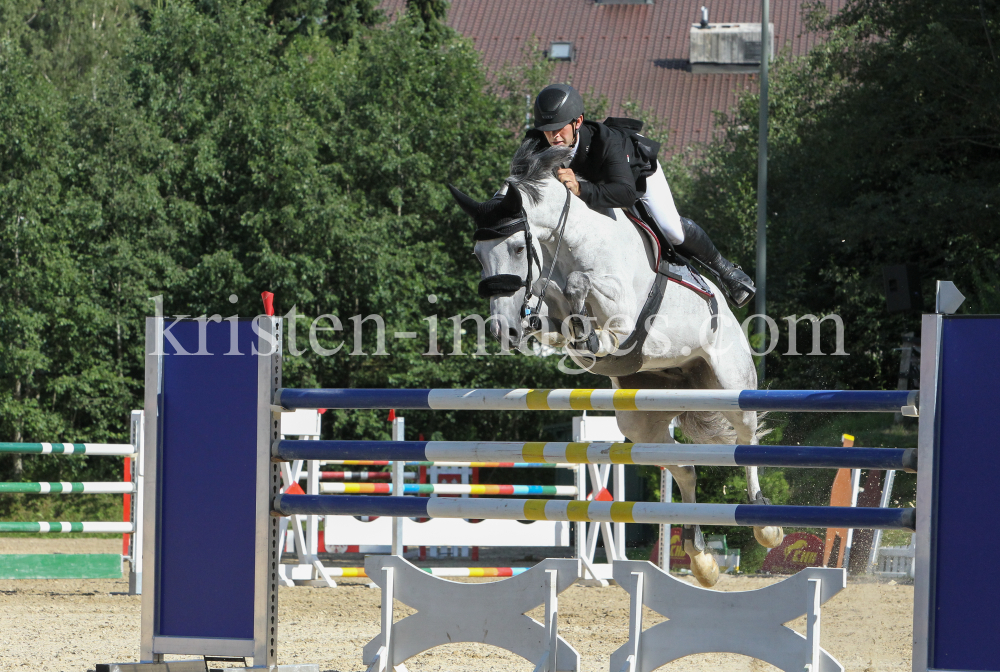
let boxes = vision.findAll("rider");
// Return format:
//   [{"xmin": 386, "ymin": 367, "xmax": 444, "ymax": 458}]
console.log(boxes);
[{"xmin": 527, "ymin": 83, "xmax": 755, "ymax": 308}]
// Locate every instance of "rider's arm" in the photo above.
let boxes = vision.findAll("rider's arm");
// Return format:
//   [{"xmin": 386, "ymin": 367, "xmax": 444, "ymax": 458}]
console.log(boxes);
[{"xmin": 577, "ymin": 133, "xmax": 636, "ymax": 209}]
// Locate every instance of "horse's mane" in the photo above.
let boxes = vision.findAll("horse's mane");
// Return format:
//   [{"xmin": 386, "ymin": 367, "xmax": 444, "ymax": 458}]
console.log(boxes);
[{"xmin": 507, "ymin": 140, "xmax": 573, "ymax": 205}]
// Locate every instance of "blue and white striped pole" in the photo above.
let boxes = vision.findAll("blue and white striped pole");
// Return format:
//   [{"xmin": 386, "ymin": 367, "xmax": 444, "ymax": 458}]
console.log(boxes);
[
  {"xmin": 273, "ymin": 495, "xmax": 916, "ymax": 531},
  {"xmin": 274, "ymin": 440, "xmax": 916, "ymax": 472},
  {"xmin": 276, "ymin": 388, "xmax": 917, "ymax": 414}
]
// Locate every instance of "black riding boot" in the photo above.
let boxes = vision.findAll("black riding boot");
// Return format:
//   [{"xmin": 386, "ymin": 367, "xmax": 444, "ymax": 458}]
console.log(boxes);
[{"xmin": 674, "ymin": 217, "xmax": 755, "ymax": 308}]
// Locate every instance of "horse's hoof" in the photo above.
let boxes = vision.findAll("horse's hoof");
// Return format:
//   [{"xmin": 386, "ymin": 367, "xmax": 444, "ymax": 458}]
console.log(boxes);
[
  {"xmin": 685, "ymin": 541, "xmax": 720, "ymax": 587},
  {"xmin": 754, "ymin": 525, "xmax": 784, "ymax": 548}
]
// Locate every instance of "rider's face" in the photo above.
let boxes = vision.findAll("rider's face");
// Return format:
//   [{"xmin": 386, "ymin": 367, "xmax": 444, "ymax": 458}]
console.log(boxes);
[{"xmin": 543, "ymin": 116, "xmax": 582, "ymax": 147}]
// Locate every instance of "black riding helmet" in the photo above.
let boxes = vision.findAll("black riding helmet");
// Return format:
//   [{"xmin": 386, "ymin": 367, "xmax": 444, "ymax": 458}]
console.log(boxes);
[{"xmin": 533, "ymin": 84, "xmax": 584, "ymax": 132}]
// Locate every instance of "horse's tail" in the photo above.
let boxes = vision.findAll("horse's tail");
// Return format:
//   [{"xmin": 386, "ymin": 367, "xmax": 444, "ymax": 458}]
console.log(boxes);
[
  {"xmin": 675, "ymin": 411, "xmax": 771, "ymax": 444},
  {"xmin": 676, "ymin": 411, "xmax": 737, "ymax": 445}
]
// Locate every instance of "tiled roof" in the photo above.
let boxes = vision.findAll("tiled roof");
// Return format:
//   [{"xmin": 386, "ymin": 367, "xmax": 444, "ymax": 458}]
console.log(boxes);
[{"xmin": 380, "ymin": 0, "xmax": 844, "ymax": 156}]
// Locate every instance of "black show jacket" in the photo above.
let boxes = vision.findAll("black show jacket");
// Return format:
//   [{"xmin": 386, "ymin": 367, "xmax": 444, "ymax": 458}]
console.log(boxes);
[{"xmin": 525, "ymin": 120, "xmax": 637, "ymax": 210}]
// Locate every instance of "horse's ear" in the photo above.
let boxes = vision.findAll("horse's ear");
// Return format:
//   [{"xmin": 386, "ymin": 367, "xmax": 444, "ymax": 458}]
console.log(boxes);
[
  {"xmin": 499, "ymin": 183, "xmax": 522, "ymax": 215},
  {"xmin": 447, "ymin": 184, "xmax": 481, "ymax": 219}
]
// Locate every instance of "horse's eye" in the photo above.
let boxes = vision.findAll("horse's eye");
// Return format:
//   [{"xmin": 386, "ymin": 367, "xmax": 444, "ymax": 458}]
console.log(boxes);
[{"xmin": 515, "ymin": 246, "xmax": 525, "ymax": 255}]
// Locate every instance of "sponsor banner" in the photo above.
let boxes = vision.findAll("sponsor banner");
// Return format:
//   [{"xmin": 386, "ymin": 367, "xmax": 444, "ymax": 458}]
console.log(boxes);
[{"xmin": 762, "ymin": 532, "xmax": 825, "ymax": 574}]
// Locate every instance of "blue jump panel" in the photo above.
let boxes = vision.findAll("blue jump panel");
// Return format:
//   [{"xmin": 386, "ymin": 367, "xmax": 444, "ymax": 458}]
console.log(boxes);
[
  {"xmin": 158, "ymin": 319, "xmax": 258, "ymax": 640},
  {"xmin": 930, "ymin": 317, "xmax": 1000, "ymax": 670}
]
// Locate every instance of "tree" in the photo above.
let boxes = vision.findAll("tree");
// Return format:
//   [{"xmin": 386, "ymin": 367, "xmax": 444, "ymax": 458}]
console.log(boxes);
[
  {"xmin": 263, "ymin": 0, "xmax": 384, "ymax": 45},
  {"xmin": 406, "ymin": 0, "xmax": 449, "ymax": 43}
]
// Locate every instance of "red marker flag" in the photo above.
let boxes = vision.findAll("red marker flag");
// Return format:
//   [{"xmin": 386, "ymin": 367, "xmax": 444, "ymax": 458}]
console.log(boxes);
[
  {"xmin": 593, "ymin": 488, "xmax": 614, "ymax": 502},
  {"xmin": 261, "ymin": 291, "xmax": 275, "ymax": 316}
]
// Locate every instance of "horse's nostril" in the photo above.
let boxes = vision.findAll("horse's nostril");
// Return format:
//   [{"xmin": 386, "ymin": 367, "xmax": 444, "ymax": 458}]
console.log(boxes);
[{"xmin": 508, "ymin": 327, "xmax": 519, "ymax": 342}]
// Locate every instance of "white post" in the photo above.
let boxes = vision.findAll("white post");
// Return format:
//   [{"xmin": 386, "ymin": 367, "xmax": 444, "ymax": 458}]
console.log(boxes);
[
  {"xmin": 574, "ymin": 464, "xmax": 586, "ymax": 566},
  {"xmin": 543, "ymin": 568, "xmax": 559, "ymax": 672},
  {"xmin": 841, "ymin": 468, "xmax": 862, "ymax": 570},
  {"xmin": 307, "ymin": 458, "xmax": 320, "ymax": 555},
  {"xmin": 867, "ymin": 469, "xmax": 897, "ymax": 573},
  {"xmin": 805, "ymin": 578, "xmax": 822, "ymax": 671},
  {"xmin": 657, "ymin": 417, "xmax": 677, "ymax": 574},
  {"xmin": 369, "ymin": 566, "xmax": 395, "ymax": 672},
  {"xmin": 621, "ymin": 571, "xmax": 644, "ymax": 672},
  {"xmin": 613, "ymin": 464, "xmax": 626, "ymax": 561},
  {"xmin": 128, "ymin": 410, "xmax": 145, "ymax": 595},
  {"xmin": 391, "ymin": 416, "xmax": 405, "ymax": 557},
  {"xmin": 658, "ymin": 468, "xmax": 672, "ymax": 572}
]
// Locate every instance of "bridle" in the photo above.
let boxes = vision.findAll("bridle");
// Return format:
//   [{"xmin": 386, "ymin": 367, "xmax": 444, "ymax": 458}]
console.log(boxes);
[{"xmin": 476, "ymin": 184, "xmax": 573, "ymax": 332}]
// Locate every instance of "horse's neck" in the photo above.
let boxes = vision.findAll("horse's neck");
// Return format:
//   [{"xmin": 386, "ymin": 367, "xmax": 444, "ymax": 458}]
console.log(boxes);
[
  {"xmin": 526, "ymin": 181, "xmax": 656, "ymax": 321},
  {"xmin": 529, "ymin": 182, "xmax": 645, "ymax": 267}
]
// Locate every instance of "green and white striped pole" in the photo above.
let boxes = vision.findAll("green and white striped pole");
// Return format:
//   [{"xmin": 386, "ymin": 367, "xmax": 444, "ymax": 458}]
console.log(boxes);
[
  {"xmin": 0, "ymin": 443, "xmax": 135, "ymax": 455},
  {"xmin": 0, "ymin": 522, "xmax": 135, "ymax": 533},
  {"xmin": 0, "ymin": 482, "xmax": 136, "ymax": 494}
]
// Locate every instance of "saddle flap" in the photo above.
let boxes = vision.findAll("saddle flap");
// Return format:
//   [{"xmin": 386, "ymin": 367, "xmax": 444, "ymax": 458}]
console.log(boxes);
[
  {"xmin": 623, "ymin": 208, "xmax": 663, "ymax": 271},
  {"xmin": 622, "ymin": 208, "xmax": 714, "ymax": 301}
]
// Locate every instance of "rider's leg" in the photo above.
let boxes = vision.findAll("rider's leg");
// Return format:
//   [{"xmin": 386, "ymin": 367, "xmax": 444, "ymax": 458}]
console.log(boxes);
[
  {"xmin": 674, "ymin": 218, "xmax": 755, "ymax": 308},
  {"xmin": 638, "ymin": 163, "xmax": 755, "ymax": 308},
  {"xmin": 637, "ymin": 162, "xmax": 685, "ymax": 245}
]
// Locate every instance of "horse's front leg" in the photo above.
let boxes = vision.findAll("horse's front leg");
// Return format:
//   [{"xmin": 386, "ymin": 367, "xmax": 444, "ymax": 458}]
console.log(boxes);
[
  {"xmin": 563, "ymin": 271, "xmax": 621, "ymax": 356},
  {"xmin": 723, "ymin": 405, "xmax": 785, "ymax": 551},
  {"xmin": 745, "ymin": 465, "xmax": 784, "ymax": 548}
]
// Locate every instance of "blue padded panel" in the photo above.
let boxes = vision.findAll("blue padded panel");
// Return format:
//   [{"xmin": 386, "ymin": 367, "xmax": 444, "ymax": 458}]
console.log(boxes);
[
  {"xmin": 158, "ymin": 319, "xmax": 259, "ymax": 640},
  {"xmin": 932, "ymin": 316, "xmax": 1000, "ymax": 670}
]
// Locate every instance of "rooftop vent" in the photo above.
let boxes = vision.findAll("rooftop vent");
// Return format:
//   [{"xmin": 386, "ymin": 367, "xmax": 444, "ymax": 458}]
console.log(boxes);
[{"xmin": 689, "ymin": 20, "xmax": 774, "ymax": 73}]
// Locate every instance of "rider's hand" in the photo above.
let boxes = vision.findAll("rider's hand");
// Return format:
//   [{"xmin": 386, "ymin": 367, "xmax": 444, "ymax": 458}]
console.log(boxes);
[{"xmin": 556, "ymin": 168, "xmax": 580, "ymax": 197}]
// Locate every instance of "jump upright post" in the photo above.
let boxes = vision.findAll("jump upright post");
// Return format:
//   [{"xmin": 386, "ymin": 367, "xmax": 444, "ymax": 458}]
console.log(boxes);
[{"xmin": 135, "ymin": 310, "xmax": 1000, "ymax": 672}]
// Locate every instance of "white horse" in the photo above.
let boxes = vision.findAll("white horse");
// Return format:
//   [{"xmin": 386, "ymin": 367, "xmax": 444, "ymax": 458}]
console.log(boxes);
[{"xmin": 449, "ymin": 142, "xmax": 783, "ymax": 587}]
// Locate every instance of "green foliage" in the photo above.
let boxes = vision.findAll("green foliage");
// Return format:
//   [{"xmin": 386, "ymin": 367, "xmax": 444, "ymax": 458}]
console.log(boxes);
[
  {"xmin": 0, "ymin": 0, "xmax": 148, "ymax": 93},
  {"xmin": 264, "ymin": 0, "xmax": 384, "ymax": 45},
  {"xmin": 405, "ymin": 0, "xmax": 450, "ymax": 43}
]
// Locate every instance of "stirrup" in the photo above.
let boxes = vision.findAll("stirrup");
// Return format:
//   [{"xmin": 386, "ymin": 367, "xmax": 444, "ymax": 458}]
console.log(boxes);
[{"xmin": 719, "ymin": 265, "xmax": 755, "ymax": 309}]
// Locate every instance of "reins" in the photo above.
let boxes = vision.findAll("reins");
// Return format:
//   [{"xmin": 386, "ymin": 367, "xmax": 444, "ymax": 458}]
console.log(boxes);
[{"xmin": 534, "ymin": 186, "xmax": 572, "ymax": 310}]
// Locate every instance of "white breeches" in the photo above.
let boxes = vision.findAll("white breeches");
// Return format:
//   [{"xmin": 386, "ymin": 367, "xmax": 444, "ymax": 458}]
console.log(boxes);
[{"xmin": 638, "ymin": 161, "xmax": 685, "ymax": 245}]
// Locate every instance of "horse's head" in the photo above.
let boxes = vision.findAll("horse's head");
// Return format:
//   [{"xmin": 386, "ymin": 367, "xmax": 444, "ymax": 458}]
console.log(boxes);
[
  {"xmin": 448, "ymin": 182, "xmax": 535, "ymax": 348},
  {"xmin": 449, "ymin": 142, "xmax": 573, "ymax": 349}
]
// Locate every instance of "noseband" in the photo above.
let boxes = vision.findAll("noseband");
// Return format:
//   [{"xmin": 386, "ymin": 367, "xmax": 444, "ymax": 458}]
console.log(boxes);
[{"xmin": 476, "ymin": 185, "xmax": 573, "ymax": 330}]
